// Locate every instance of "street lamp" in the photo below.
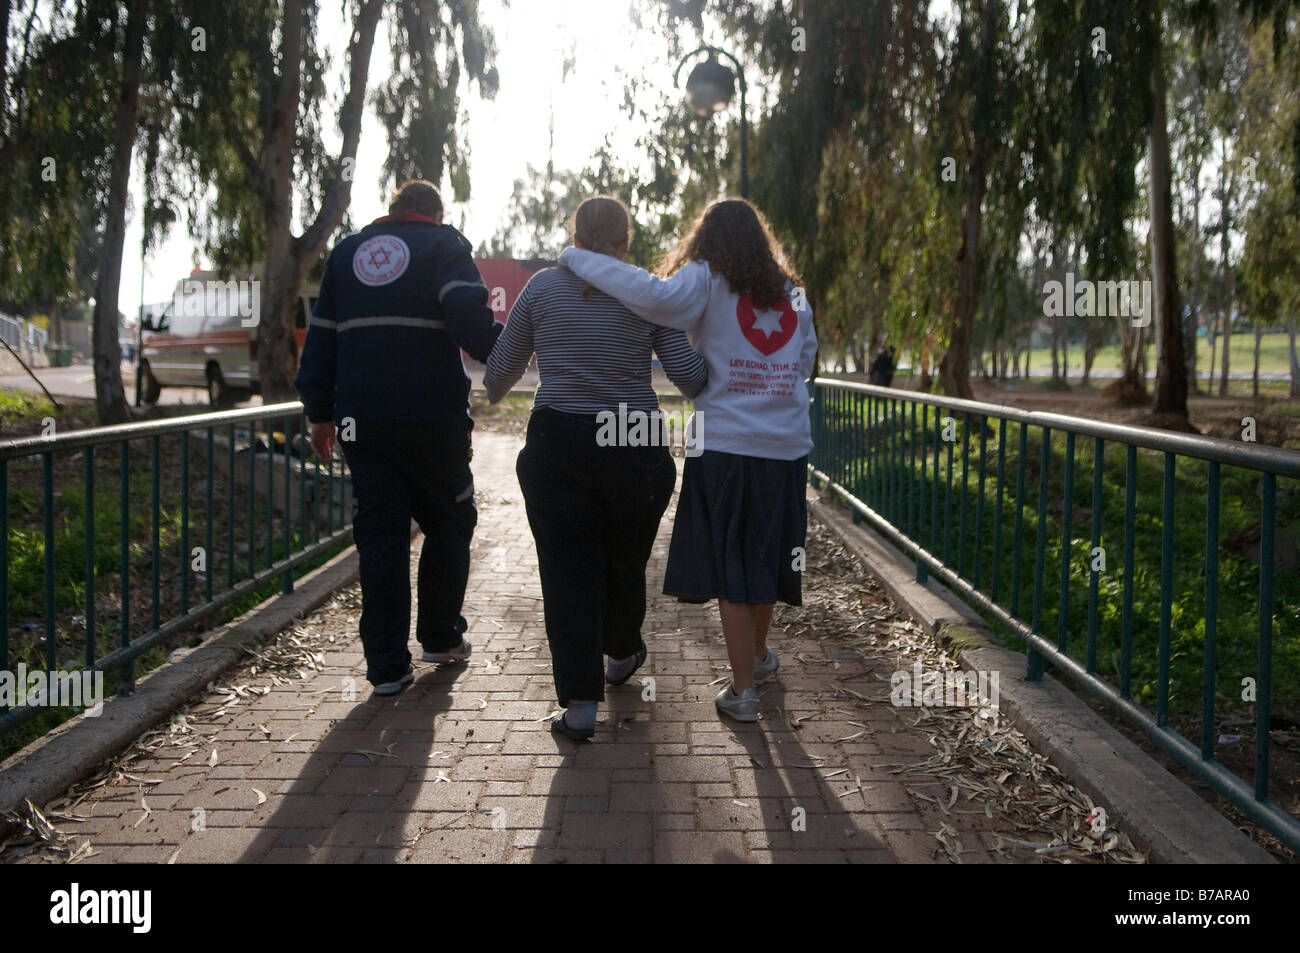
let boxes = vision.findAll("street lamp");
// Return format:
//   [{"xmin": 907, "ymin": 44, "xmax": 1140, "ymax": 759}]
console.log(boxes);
[{"xmin": 674, "ymin": 45, "xmax": 748, "ymax": 199}]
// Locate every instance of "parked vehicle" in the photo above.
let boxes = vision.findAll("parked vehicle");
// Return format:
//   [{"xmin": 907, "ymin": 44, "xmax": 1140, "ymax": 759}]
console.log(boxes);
[{"xmin": 138, "ymin": 270, "xmax": 316, "ymax": 408}]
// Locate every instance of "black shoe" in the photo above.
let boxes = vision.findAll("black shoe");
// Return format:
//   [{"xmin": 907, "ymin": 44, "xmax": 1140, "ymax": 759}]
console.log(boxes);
[
  {"xmin": 605, "ymin": 642, "xmax": 648, "ymax": 686},
  {"xmin": 549, "ymin": 711, "xmax": 594, "ymax": 742},
  {"xmin": 372, "ymin": 666, "xmax": 414, "ymax": 696}
]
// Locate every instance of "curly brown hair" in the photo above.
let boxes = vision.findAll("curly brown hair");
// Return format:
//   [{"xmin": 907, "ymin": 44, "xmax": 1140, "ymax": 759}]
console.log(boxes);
[{"xmin": 657, "ymin": 199, "xmax": 801, "ymax": 310}]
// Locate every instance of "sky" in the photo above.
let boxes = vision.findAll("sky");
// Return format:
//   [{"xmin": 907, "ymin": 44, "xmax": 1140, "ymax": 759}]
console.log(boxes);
[{"xmin": 119, "ymin": 0, "xmax": 743, "ymax": 316}]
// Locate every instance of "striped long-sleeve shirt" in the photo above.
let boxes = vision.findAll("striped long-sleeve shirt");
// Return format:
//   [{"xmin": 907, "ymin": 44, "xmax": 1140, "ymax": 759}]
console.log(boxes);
[{"xmin": 483, "ymin": 265, "xmax": 707, "ymax": 412}]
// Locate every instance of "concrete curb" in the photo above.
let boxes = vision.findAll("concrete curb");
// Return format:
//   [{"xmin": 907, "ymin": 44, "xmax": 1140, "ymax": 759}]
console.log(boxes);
[
  {"xmin": 809, "ymin": 491, "xmax": 1275, "ymax": 865},
  {"xmin": 0, "ymin": 544, "xmax": 361, "ymax": 815}
]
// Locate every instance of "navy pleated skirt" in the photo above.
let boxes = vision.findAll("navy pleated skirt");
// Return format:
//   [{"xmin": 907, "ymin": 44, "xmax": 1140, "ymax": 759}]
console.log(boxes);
[{"xmin": 663, "ymin": 450, "xmax": 808, "ymax": 606}]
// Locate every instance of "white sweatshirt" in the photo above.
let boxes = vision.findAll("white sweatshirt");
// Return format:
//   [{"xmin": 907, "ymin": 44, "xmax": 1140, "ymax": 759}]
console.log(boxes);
[{"xmin": 558, "ymin": 247, "xmax": 817, "ymax": 461}]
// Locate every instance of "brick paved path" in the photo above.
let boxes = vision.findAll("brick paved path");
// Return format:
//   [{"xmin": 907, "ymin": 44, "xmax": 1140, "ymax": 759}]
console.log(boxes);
[{"xmin": 14, "ymin": 431, "xmax": 1126, "ymax": 864}]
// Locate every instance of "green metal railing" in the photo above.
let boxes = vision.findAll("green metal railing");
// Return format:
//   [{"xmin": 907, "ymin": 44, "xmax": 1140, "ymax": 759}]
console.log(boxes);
[
  {"xmin": 0, "ymin": 401, "xmax": 352, "ymax": 737},
  {"xmin": 810, "ymin": 378, "xmax": 1300, "ymax": 852}
]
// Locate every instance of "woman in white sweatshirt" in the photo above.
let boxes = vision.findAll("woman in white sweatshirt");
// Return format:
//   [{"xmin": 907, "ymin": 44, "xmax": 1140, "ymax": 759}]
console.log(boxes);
[{"xmin": 559, "ymin": 198, "xmax": 817, "ymax": 723}]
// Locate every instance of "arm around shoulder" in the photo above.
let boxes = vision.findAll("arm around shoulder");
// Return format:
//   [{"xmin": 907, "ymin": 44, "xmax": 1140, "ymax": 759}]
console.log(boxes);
[{"xmin": 558, "ymin": 247, "xmax": 708, "ymax": 332}]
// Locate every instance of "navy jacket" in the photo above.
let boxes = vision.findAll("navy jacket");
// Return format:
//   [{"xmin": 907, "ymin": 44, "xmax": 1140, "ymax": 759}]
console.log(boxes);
[{"xmin": 295, "ymin": 212, "xmax": 502, "ymax": 428}]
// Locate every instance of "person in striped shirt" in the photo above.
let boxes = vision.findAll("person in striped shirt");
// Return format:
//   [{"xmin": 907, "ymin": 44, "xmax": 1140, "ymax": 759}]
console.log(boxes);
[{"xmin": 484, "ymin": 196, "xmax": 706, "ymax": 741}]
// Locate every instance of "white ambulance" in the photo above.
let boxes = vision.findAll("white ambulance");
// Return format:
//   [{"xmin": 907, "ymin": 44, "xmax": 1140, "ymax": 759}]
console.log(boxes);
[{"xmin": 138, "ymin": 269, "xmax": 317, "ymax": 408}]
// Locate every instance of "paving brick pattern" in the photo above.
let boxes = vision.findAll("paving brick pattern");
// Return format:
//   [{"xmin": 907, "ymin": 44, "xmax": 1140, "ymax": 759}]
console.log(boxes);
[{"xmin": 17, "ymin": 431, "xmax": 1042, "ymax": 864}]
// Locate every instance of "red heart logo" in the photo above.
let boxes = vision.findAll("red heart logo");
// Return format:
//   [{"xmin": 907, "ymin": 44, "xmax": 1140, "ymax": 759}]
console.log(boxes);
[{"xmin": 736, "ymin": 294, "xmax": 797, "ymax": 356}]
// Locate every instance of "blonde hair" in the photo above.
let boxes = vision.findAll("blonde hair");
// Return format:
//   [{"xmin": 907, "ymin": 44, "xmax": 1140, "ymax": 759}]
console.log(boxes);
[{"xmin": 570, "ymin": 195, "xmax": 633, "ymax": 299}]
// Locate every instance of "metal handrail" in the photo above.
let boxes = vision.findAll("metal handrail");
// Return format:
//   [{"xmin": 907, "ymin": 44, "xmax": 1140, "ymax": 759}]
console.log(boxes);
[
  {"xmin": 0, "ymin": 401, "xmax": 305, "ymax": 459},
  {"xmin": 0, "ymin": 401, "xmax": 353, "ymax": 738},
  {"xmin": 809, "ymin": 377, "xmax": 1300, "ymax": 853},
  {"xmin": 815, "ymin": 377, "xmax": 1300, "ymax": 477}
]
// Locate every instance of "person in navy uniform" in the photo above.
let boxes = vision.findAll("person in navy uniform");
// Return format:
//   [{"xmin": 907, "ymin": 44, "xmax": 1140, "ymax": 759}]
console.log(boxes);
[{"xmin": 296, "ymin": 180, "xmax": 502, "ymax": 695}]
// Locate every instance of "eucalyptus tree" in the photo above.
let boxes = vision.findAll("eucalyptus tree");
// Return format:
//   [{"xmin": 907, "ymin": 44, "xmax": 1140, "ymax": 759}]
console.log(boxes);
[
  {"xmin": 89, "ymin": 0, "xmax": 148, "ymax": 423},
  {"xmin": 1168, "ymin": 20, "xmax": 1216, "ymax": 393},
  {"xmin": 2, "ymin": 2, "xmax": 216, "ymax": 422},
  {"xmin": 157, "ymin": 0, "xmax": 498, "ymax": 402},
  {"xmin": 1237, "ymin": 5, "xmax": 1300, "ymax": 397},
  {"xmin": 0, "ymin": 1, "xmax": 116, "ymax": 323}
]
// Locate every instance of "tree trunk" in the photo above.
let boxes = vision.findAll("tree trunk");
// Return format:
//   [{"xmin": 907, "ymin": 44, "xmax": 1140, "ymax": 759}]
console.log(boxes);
[
  {"xmin": 938, "ymin": 0, "xmax": 999, "ymax": 401},
  {"xmin": 1146, "ymin": 9, "xmax": 1191, "ymax": 426},
  {"xmin": 254, "ymin": 0, "xmax": 383, "ymax": 403},
  {"xmin": 1252, "ymin": 322, "xmax": 1262, "ymax": 398},
  {"xmin": 1217, "ymin": 144, "xmax": 1233, "ymax": 399},
  {"xmin": 1105, "ymin": 276, "xmax": 1148, "ymax": 403},
  {"xmin": 91, "ymin": 0, "xmax": 146, "ymax": 425},
  {"xmin": 1186, "ymin": 157, "xmax": 1202, "ymax": 394},
  {"xmin": 0, "ymin": 0, "xmax": 10, "ymax": 137},
  {"xmin": 1289, "ymin": 314, "xmax": 1299, "ymax": 399},
  {"xmin": 1208, "ymin": 320, "xmax": 1218, "ymax": 392}
]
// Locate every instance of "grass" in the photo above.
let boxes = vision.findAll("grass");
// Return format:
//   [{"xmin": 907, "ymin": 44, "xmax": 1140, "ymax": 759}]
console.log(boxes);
[
  {"xmin": 0, "ymin": 388, "xmax": 54, "ymax": 420},
  {"xmin": 1022, "ymin": 329, "xmax": 1295, "ymax": 379},
  {"xmin": 470, "ymin": 392, "xmax": 533, "ymax": 421}
]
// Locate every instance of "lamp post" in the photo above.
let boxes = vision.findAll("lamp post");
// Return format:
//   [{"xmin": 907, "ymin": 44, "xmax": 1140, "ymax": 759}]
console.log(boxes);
[{"xmin": 674, "ymin": 45, "xmax": 748, "ymax": 199}]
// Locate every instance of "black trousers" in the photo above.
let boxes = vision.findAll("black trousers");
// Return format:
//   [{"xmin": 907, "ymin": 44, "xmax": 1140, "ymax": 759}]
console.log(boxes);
[
  {"xmin": 341, "ymin": 421, "xmax": 477, "ymax": 685},
  {"xmin": 516, "ymin": 408, "xmax": 676, "ymax": 707}
]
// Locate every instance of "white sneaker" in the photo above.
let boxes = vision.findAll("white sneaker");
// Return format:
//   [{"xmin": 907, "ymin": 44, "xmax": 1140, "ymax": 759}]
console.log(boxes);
[
  {"xmin": 372, "ymin": 667, "xmax": 414, "ymax": 696},
  {"xmin": 754, "ymin": 649, "xmax": 780, "ymax": 685},
  {"xmin": 422, "ymin": 637, "xmax": 472, "ymax": 663},
  {"xmin": 715, "ymin": 685, "xmax": 759, "ymax": 723}
]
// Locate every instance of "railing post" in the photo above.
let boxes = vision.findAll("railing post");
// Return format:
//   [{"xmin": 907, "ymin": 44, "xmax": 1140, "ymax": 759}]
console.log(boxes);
[
  {"xmin": 1256, "ymin": 473, "xmax": 1275, "ymax": 802},
  {"xmin": 84, "ymin": 445, "xmax": 95, "ymax": 669},
  {"xmin": 180, "ymin": 432, "xmax": 190, "ymax": 615},
  {"xmin": 120, "ymin": 440, "xmax": 133, "ymax": 695},
  {"xmin": 916, "ymin": 403, "xmax": 929, "ymax": 584},
  {"xmin": 1120, "ymin": 444, "xmax": 1137, "ymax": 700},
  {"xmin": 282, "ymin": 414, "xmax": 293, "ymax": 594},
  {"xmin": 1085, "ymin": 438, "xmax": 1103, "ymax": 674},
  {"xmin": 1201, "ymin": 460, "xmax": 1220, "ymax": 761},
  {"xmin": 1027, "ymin": 427, "xmax": 1050, "ymax": 682},
  {"xmin": 151, "ymin": 436, "xmax": 160, "ymax": 634},
  {"xmin": 206, "ymin": 427, "xmax": 214, "ymax": 605},
  {"xmin": 992, "ymin": 417, "xmax": 1007, "ymax": 604},
  {"xmin": 1056, "ymin": 431, "xmax": 1075, "ymax": 653},
  {"xmin": 1157, "ymin": 453, "xmax": 1175, "ymax": 726},
  {"xmin": 43, "ymin": 452, "xmax": 55, "ymax": 673}
]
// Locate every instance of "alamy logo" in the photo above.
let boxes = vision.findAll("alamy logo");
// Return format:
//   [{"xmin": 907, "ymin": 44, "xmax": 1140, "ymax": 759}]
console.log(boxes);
[
  {"xmin": 0, "ymin": 665, "xmax": 104, "ymax": 716},
  {"xmin": 1042, "ymin": 272, "xmax": 1151, "ymax": 326},
  {"xmin": 172, "ymin": 278, "xmax": 261, "ymax": 328},
  {"xmin": 595, "ymin": 402, "xmax": 703, "ymax": 457},
  {"xmin": 49, "ymin": 883, "xmax": 151, "ymax": 933}
]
